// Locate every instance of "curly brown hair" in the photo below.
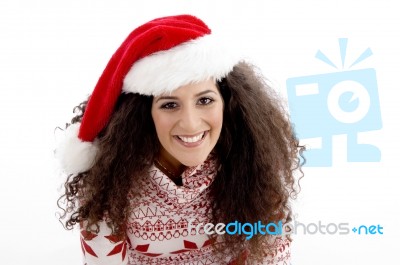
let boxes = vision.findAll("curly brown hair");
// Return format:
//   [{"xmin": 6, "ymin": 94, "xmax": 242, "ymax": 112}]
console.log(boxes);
[{"xmin": 57, "ymin": 61, "xmax": 304, "ymax": 263}]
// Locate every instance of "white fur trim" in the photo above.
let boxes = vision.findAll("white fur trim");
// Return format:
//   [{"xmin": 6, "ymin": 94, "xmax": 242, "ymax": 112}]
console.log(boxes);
[
  {"xmin": 122, "ymin": 34, "xmax": 242, "ymax": 95},
  {"xmin": 54, "ymin": 123, "xmax": 98, "ymax": 175}
]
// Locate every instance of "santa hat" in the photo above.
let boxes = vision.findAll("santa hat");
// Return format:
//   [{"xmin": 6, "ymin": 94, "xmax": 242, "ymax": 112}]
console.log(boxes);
[{"xmin": 55, "ymin": 14, "xmax": 242, "ymax": 175}]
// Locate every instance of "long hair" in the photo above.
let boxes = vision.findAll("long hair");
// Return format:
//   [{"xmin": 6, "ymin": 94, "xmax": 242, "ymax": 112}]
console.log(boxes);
[
  {"xmin": 211, "ymin": 62, "xmax": 304, "ymax": 261},
  {"xmin": 57, "ymin": 93, "xmax": 159, "ymax": 236},
  {"xmin": 57, "ymin": 61, "xmax": 304, "ymax": 262}
]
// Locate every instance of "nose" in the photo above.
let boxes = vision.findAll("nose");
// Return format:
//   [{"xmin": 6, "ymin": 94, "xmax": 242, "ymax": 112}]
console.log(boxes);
[{"xmin": 178, "ymin": 106, "xmax": 202, "ymax": 132}]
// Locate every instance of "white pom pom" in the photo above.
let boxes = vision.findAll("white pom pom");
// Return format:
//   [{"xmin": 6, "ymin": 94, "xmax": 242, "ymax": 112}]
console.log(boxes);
[{"xmin": 54, "ymin": 123, "xmax": 99, "ymax": 175}]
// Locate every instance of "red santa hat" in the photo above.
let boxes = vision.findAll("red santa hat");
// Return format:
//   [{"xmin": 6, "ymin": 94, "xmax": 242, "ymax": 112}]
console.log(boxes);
[{"xmin": 55, "ymin": 14, "xmax": 242, "ymax": 175}]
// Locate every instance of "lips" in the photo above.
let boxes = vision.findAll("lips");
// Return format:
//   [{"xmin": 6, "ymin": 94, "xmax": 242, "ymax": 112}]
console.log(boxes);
[
  {"xmin": 174, "ymin": 131, "xmax": 208, "ymax": 147},
  {"xmin": 177, "ymin": 132, "xmax": 205, "ymax": 143}
]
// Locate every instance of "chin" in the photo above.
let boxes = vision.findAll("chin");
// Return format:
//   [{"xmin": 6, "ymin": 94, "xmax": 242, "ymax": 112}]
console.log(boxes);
[{"xmin": 178, "ymin": 154, "xmax": 210, "ymax": 167}]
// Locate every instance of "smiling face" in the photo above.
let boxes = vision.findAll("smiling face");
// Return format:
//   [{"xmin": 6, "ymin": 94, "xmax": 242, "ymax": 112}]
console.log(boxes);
[{"xmin": 151, "ymin": 79, "xmax": 224, "ymax": 170}]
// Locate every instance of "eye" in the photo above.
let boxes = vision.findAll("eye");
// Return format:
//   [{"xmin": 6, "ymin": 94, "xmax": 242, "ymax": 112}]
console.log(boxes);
[
  {"xmin": 160, "ymin": 102, "xmax": 178, "ymax": 109},
  {"xmin": 198, "ymin": 97, "xmax": 214, "ymax": 105}
]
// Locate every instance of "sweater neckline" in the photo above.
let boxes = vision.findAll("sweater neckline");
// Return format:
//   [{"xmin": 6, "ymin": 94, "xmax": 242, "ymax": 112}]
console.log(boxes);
[{"xmin": 149, "ymin": 155, "xmax": 217, "ymax": 203}]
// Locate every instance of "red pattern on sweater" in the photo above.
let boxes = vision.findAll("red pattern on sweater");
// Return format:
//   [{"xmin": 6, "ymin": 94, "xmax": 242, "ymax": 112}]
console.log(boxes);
[{"xmin": 80, "ymin": 157, "xmax": 291, "ymax": 264}]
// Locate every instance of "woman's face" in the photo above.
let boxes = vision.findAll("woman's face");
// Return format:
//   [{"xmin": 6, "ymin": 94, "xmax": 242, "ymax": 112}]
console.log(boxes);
[{"xmin": 151, "ymin": 79, "xmax": 224, "ymax": 168}]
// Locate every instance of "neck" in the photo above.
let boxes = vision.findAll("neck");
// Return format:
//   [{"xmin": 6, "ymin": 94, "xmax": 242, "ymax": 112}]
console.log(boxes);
[
  {"xmin": 157, "ymin": 148, "xmax": 186, "ymax": 174},
  {"xmin": 156, "ymin": 148, "xmax": 186, "ymax": 178}
]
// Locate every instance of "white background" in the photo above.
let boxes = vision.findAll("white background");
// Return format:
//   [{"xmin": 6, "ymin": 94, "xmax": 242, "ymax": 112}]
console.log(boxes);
[{"xmin": 1, "ymin": 0, "xmax": 399, "ymax": 264}]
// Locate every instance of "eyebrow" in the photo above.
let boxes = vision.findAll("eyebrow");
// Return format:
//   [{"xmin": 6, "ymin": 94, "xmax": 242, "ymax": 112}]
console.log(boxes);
[{"xmin": 155, "ymin": 89, "xmax": 217, "ymax": 103}]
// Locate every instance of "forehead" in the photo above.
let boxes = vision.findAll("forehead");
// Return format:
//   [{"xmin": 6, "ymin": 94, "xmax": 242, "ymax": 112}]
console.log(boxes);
[{"xmin": 155, "ymin": 79, "xmax": 219, "ymax": 98}]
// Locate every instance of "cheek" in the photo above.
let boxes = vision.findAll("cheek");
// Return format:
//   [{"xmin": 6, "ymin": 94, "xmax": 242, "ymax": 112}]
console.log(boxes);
[
  {"xmin": 152, "ymin": 112, "xmax": 175, "ymax": 138},
  {"xmin": 208, "ymin": 106, "xmax": 224, "ymax": 132},
  {"xmin": 151, "ymin": 110, "xmax": 162, "ymax": 134}
]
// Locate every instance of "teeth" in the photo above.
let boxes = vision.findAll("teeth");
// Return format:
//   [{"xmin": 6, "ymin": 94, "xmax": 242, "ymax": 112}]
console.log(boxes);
[{"xmin": 178, "ymin": 132, "xmax": 204, "ymax": 143}]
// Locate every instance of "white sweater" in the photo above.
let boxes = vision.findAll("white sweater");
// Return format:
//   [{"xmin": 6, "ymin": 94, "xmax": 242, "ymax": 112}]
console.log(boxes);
[{"xmin": 80, "ymin": 158, "xmax": 291, "ymax": 264}]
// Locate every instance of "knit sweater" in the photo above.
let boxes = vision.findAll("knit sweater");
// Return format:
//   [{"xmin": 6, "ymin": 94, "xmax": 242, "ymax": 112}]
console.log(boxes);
[{"xmin": 80, "ymin": 158, "xmax": 291, "ymax": 264}]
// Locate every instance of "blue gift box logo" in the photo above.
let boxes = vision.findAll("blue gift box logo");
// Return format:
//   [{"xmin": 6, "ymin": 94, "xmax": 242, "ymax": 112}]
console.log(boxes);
[{"xmin": 286, "ymin": 38, "xmax": 382, "ymax": 167}]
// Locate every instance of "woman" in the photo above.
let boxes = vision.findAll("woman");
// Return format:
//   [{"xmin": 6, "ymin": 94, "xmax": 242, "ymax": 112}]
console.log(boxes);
[{"xmin": 56, "ymin": 14, "xmax": 304, "ymax": 264}]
